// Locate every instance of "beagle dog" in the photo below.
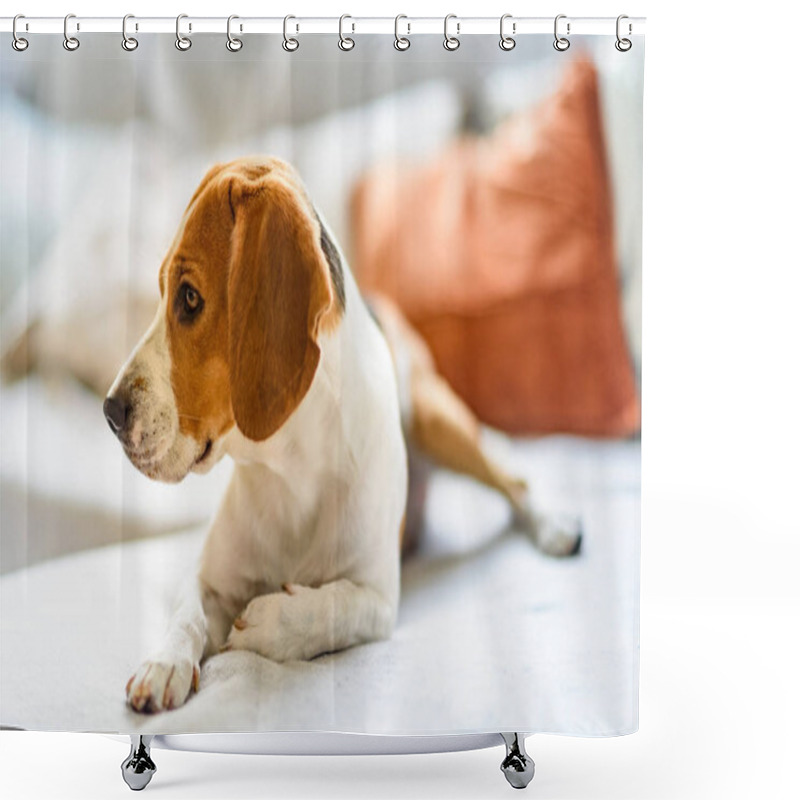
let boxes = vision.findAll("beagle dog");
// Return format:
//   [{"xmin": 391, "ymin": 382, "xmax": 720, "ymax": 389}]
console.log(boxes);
[{"xmin": 105, "ymin": 157, "xmax": 580, "ymax": 714}]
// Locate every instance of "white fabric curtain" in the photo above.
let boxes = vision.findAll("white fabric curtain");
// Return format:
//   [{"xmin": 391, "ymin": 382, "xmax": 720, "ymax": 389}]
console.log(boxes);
[{"xmin": 0, "ymin": 30, "xmax": 643, "ymax": 737}]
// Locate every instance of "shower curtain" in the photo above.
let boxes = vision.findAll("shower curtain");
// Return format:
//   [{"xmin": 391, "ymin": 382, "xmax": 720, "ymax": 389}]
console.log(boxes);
[{"xmin": 0, "ymin": 23, "xmax": 643, "ymax": 740}]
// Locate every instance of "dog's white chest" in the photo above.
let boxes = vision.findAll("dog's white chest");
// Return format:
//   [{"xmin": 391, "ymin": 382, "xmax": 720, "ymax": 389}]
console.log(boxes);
[{"xmin": 236, "ymin": 461, "xmax": 352, "ymax": 586}]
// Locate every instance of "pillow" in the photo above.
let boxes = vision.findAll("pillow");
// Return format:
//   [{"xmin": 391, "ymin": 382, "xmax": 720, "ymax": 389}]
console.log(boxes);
[
  {"xmin": 351, "ymin": 59, "xmax": 639, "ymax": 437},
  {"xmin": 476, "ymin": 48, "xmax": 645, "ymax": 383}
]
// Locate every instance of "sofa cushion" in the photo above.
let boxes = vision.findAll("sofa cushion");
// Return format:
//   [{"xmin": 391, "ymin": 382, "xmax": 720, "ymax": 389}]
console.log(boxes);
[{"xmin": 352, "ymin": 60, "xmax": 639, "ymax": 437}]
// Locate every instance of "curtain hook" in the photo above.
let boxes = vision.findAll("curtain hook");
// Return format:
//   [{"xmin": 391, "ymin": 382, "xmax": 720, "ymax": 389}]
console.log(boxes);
[
  {"xmin": 283, "ymin": 15, "xmax": 299, "ymax": 52},
  {"xmin": 227, "ymin": 15, "xmax": 243, "ymax": 51},
  {"xmin": 394, "ymin": 15, "xmax": 410, "ymax": 51},
  {"xmin": 443, "ymin": 14, "xmax": 460, "ymax": 51},
  {"xmin": 338, "ymin": 14, "xmax": 355, "ymax": 51},
  {"xmin": 12, "ymin": 14, "xmax": 29, "ymax": 51},
  {"xmin": 122, "ymin": 14, "xmax": 138, "ymax": 51},
  {"xmin": 615, "ymin": 14, "xmax": 632, "ymax": 51},
  {"xmin": 500, "ymin": 14, "xmax": 516, "ymax": 51},
  {"xmin": 175, "ymin": 14, "xmax": 192, "ymax": 50},
  {"xmin": 63, "ymin": 13, "xmax": 80, "ymax": 51},
  {"xmin": 553, "ymin": 14, "xmax": 570, "ymax": 51}
]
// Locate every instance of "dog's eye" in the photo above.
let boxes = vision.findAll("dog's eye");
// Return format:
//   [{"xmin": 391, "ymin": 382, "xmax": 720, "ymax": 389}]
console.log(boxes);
[
  {"xmin": 184, "ymin": 287, "xmax": 200, "ymax": 311},
  {"xmin": 177, "ymin": 283, "xmax": 204, "ymax": 322}
]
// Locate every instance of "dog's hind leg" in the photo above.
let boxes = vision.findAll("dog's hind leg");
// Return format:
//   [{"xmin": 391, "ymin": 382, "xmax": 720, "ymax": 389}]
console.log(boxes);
[
  {"xmin": 372, "ymin": 296, "xmax": 527, "ymax": 511},
  {"xmin": 371, "ymin": 294, "xmax": 581, "ymax": 557},
  {"xmin": 409, "ymin": 368, "xmax": 528, "ymax": 511},
  {"xmin": 408, "ymin": 367, "xmax": 582, "ymax": 558}
]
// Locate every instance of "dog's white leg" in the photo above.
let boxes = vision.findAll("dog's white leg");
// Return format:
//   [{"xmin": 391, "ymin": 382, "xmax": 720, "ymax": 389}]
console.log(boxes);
[
  {"xmin": 125, "ymin": 573, "xmax": 233, "ymax": 713},
  {"xmin": 221, "ymin": 579, "xmax": 396, "ymax": 662}
]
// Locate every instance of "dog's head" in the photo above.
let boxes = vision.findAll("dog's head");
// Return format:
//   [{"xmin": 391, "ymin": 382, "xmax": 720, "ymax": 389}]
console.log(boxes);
[{"xmin": 104, "ymin": 157, "xmax": 344, "ymax": 482}]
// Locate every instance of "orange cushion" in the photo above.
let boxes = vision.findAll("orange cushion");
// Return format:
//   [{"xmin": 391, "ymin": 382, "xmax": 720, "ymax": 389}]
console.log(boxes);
[{"xmin": 351, "ymin": 59, "xmax": 639, "ymax": 437}]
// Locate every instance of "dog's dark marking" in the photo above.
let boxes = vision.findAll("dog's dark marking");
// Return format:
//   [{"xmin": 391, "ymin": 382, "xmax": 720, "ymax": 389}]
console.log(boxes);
[{"xmin": 315, "ymin": 211, "xmax": 346, "ymax": 312}]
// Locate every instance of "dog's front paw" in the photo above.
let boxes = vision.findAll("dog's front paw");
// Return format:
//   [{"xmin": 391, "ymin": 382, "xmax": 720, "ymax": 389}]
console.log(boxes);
[
  {"xmin": 126, "ymin": 657, "xmax": 200, "ymax": 713},
  {"xmin": 221, "ymin": 584, "xmax": 310, "ymax": 660}
]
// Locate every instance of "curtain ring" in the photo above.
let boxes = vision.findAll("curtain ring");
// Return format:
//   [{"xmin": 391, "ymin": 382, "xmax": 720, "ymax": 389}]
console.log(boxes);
[
  {"xmin": 499, "ymin": 14, "xmax": 516, "ymax": 51},
  {"xmin": 394, "ymin": 15, "xmax": 410, "ymax": 51},
  {"xmin": 175, "ymin": 14, "xmax": 192, "ymax": 51},
  {"xmin": 63, "ymin": 13, "xmax": 80, "ymax": 51},
  {"xmin": 443, "ymin": 14, "xmax": 460, "ymax": 51},
  {"xmin": 227, "ymin": 15, "xmax": 243, "ymax": 52},
  {"xmin": 338, "ymin": 14, "xmax": 355, "ymax": 51},
  {"xmin": 12, "ymin": 15, "xmax": 29, "ymax": 52},
  {"xmin": 615, "ymin": 14, "xmax": 632, "ymax": 51},
  {"xmin": 553, "ymin": 14, "xmax": 570, "ymax": 51},
  {"xmin": 283, "ymin": 15, "xmax": 299, "ymax": 52},
  {"xmin": 122, "ymin": 14, "xmax": 138, "ymax": 51}
]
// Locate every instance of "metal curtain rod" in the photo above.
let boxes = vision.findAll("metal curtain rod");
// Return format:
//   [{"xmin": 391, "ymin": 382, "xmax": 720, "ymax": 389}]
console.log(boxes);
[{"xmin": 0, "ymin": 16, "xmax": 646, "ymax": 36}]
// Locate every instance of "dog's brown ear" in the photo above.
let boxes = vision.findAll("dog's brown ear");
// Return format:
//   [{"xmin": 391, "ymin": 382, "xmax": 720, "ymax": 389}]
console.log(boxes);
[
  {"xmin": 187, "ymin": 162, "xmax": 229, "ymax": 211},
  {"xmin": 228, "ymin": 169, "xmax": 333, "ymax": 441}
]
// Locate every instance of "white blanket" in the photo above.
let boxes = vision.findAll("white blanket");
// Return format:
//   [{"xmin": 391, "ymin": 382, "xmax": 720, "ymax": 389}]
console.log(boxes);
[{"xmin": 0, "ymin": 436, "xmax": 639, "ymax": 737}]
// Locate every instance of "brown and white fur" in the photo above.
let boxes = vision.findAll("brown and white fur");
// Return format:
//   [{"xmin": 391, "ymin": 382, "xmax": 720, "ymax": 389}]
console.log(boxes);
[{"xmin": 104, "ymin": 157, "xmax": 580, "ymax": 714}]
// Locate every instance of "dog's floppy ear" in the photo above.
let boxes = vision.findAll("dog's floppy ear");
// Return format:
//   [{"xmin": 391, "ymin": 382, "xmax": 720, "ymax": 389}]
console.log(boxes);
[{"xmin": 227, "ymin": 169, "xmax": 334, "ymax": 441}]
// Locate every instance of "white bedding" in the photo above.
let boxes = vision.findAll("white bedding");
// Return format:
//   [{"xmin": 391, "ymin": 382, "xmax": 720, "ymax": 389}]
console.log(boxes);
[{"xmin": 0, "ymin": 435, "xmax": 639, "ymax": 737}]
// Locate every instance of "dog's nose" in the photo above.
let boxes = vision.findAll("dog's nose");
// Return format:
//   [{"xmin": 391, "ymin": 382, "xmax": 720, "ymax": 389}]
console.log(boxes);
[{"xmin": 103, "ymin": 395, "xmax": 129, "ymax": 436}]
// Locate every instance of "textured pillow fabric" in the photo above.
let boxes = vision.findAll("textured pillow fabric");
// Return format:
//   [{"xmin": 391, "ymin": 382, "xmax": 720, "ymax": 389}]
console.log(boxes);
[{"xmin": 351, "ymin": 59, "xmax": 639, "ymax": 437}]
